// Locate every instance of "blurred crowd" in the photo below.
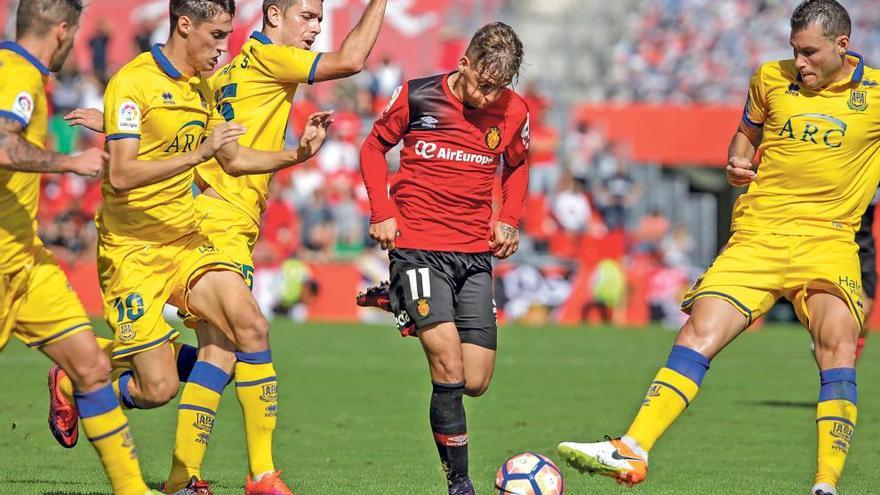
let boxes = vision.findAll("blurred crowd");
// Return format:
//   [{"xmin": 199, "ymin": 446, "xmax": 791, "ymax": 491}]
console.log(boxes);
[
  {"xmin": 606, "ymin": 0, "xmax": 880, "ymax": 103},
  {"xmin": 36, "ymin": 0, "xmax": 880, "ymax": 325}
]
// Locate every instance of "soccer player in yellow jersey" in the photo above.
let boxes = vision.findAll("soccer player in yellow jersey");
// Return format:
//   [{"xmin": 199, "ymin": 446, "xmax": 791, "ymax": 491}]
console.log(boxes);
[
  {"xmin": 44, "ymin": 1, "xmax": 318, "ymax": 494},
  {"xmin": 559, "ymin": 2, "xmax": 874, "ymax": 494},
  {"xmin": 163, "ymin": 0, "xmax": 387, "ymax": 492},
  {"xmin": 0, "ymin": 1, "xmax": 161, "ymax": 494}
]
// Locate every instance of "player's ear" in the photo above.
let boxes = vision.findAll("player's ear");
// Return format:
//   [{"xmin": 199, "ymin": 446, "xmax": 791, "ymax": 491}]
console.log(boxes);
[
  {"xmin": 178, "ymin": 15, "xmax": 193, "ymax": 36},
  {"xmin": 266, "ymin": 5, "xmax": 281, "ymax": 28},
  {"xmin": 458, "ymin": 56, "xmax": 471, "ymax": 73},
  {"xmin": 836, "ymin": 35, "xmax": 849, "ymax": 55},
  {"xmin": 52, "ymin": 20, "xmax": 69, "ymax": 46}
]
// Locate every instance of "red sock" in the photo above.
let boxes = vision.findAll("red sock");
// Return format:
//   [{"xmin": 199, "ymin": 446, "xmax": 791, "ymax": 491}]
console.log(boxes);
[{"xmin": 856, "ymin": 337, "xmax": 867, "ymax": 362}]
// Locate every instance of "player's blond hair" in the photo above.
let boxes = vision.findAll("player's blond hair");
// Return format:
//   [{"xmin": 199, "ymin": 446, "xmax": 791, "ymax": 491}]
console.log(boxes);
[{"xmin": 465, "ymin": 22, "xmax": 524, "ymax": 86}]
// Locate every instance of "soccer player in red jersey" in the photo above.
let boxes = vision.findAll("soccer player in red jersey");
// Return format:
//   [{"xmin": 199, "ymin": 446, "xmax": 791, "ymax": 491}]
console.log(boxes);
[{"xmin": 359, "ymin": 22, "xmax": 530, "ymax": 495}]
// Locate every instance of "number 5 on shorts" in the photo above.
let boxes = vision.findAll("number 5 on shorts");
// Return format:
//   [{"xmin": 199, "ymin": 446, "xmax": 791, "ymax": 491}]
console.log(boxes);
[{"xmin": 405, "ymin": 268, "xmax": 431, "ymax": 301}]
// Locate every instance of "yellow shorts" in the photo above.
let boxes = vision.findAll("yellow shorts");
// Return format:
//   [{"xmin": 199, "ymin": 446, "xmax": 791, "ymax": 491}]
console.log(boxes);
[
  {"xmin": 682, "ymin": 231, "xmax": 864, "ymax": 329},
  {"xmin": 1, "ymin": 247, "xmax": 91, "ymax": 351},
  {"xmin": 97, "ymin": 230, "xmax": 240, "ymax": 360},
  {"xmin": 195, "ymin": 193, "xmax": 258, "ymax": 289}
]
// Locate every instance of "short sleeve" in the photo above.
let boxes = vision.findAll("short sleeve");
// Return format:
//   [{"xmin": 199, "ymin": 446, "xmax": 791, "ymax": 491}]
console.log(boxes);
[
  {"xmin": 104, "ymin": 73, "xmax": 144, "ymax": 141},
  {"xmin": 256, "ymin": 45, "xmax": 321, "ymax": 85},
  {"xmin": 742, "ymin": 65, "xmax": 767, "ymax": 128},
  {"xmin": 503, "ymin": 111, "xmax": 530, "ymax": 167},
  {"xmin": 370, "ymin": 83, "xmax": 409, "ymax": 147},
  {"xmin": 0, "ymin": 70, "xmax": 41, "ymax": 129}
]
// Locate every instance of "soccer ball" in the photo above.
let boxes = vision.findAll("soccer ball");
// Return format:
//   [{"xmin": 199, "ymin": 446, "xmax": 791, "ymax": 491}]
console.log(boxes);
[{"xmin": 495, "ymin": 452, "xmax": 564, "ymax": 495}]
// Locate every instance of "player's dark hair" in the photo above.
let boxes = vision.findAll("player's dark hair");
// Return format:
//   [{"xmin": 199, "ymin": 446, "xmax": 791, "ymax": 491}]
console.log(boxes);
[
  {"xmin": 791, "ymin": 0, "xmax": 851, "ymax": 40},
  {"xmin": 170, "ymin": 0, "xmax": 235, "ymax": 29},
  {"xmin": 15, "ymin": 0, "xmax": 83, "ymax": 37},
  {"xmin": 465, "ymin": 22, "xmax": 524, "ymax": 85}
]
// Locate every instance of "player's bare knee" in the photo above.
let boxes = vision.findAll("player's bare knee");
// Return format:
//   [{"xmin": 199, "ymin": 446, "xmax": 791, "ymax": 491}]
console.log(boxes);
[
  {"xmin": 65, "ymin": 351, "xmax": 112, "ymax": 392},
  {"xmin": 233, "ymin": 311, "xmax": 271, "ymax": 352},
  {"xmin": 464, "ymin": 380, "xmax": 489, "ymax": 397},
  {"xmin": 137, "ymin": 374, "xmax": 180, "ymax": 407},
  {"xmin": 432, "ymin": 357, "xmax": 465, "ymax": 384},
  {"xmin": 815, "ymin": 336, "xmax": 858, "ymax": 368},
  {"xmin": 676, "ymin": 317, "xmax": 714, "ymax": 348}
]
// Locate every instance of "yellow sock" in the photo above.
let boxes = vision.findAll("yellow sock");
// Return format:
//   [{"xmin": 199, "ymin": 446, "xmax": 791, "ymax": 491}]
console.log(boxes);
[
  {"xmin": 167, "ymin": 362, "xmax": 230, "ymax": 489},
  {"xmin": 111, "ymin": 368, "xmax": 138, "ymax": 409},
  {"xmin": 75, "ymin": 384, "xmax": 149, "ymax": 495},
  {"xmin": 625, "ymin": 345, "xmax": 708, "ymax": 452},
  {"xmin": 815, "ymin": 368, "xmax": 858, "ymax": 488},
  {"xmin": 59, "ymin": 371, "xmax": 75, "ymax": 403},
  {"xmin": 626, "ymin": 367, "xmax": 701, "ymax": 452},
  {"xmin": 235, "ymin": 350, "xmax": 277, "ymax": 476}
]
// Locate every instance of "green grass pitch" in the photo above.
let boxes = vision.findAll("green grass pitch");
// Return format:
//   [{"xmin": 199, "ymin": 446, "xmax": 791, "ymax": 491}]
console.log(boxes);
[{"xmin": 1, "ymin": 321, "xmax": 879, "ymax": 494}]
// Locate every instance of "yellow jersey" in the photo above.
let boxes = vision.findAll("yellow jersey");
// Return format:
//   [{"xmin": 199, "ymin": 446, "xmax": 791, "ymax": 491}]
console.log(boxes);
[
  {"xmin": 0, "ymin": 41, "xmax": 50, "ymax": 273},
  {"xmin": 99, "ymin": 44, "xmax": 213, "ymax": 243},
  {"xmin": 734, "ymin": 51, "xmax": 880, "ymax": 236},
  {"xmin": 196, "ymin": 31, "xmax": 320, "ymax": 225}
]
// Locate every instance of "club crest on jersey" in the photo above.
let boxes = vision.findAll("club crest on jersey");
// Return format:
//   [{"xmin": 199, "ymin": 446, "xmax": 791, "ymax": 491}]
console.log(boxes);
[
  {"xmin": 118, "ymin": 323, "xmax": 136, "ymax": 343},
  {"xmin": 485, "ymin": 126, "xmax": 501, "ymax": 150},
  {"xmin": 417, "ymin": 298, "xmax": 431, "ymax": 317},
  {"xmin": 384, "ymin": 85, "xmax": 402, "ymax": 114},
  {"xmin": 848, "ymin": 90, "xmax": 867, "ymax": 111}
]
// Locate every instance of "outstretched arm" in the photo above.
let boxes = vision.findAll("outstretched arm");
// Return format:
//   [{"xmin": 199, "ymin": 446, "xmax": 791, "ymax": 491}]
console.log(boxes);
[
  {"xmin": 106, "ymin": 122, "xmax": 245, "ymax": 191},
  {"xmin": 311, "ymin": 0, "xmax": 387, "ymax": 82},
  {"xmin": 0, "ymin": 115, "xmax": 103, "ymax": 176},
  {"xmin": 215, "ymin": 111, "xmax": 333, "ymax": 176}
]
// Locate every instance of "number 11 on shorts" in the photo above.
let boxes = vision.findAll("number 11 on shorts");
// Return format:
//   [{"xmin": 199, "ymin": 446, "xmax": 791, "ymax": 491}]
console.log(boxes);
[{"xmin": 406, "ymin": 268, "xmax": 431, "ymax": 300}]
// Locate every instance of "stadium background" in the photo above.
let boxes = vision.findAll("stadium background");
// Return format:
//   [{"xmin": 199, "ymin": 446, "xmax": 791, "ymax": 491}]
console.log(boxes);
[{"xmin": 1, "ymin": 0, "xmax": 880, "ymax": 329}]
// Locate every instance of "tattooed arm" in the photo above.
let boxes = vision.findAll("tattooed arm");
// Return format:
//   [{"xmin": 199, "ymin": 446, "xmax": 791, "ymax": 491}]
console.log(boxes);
[{"xmin": 0, "ymin": 115, "xmax": 104, "ymax": 176}]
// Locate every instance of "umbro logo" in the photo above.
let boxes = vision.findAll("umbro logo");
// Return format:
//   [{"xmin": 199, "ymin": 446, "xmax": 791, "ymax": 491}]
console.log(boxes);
[
  {"xmin": 419, "ymin": 115, "xmax": 439, "ymax": 128},
  {"xmin": 786, "ymin": 83, "xmax": 800, "ymax": 96}
]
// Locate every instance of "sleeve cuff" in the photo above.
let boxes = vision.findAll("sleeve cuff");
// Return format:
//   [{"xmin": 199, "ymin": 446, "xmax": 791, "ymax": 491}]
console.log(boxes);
[
  {"xmin": 498, "ymin": 214, "xmax": 520, "ymax": 228},
  {"xmin": 741, "ymin": 110, "xmax": 763, "ymax": 128},
  {"xmin": 106, "ymin": 133, "xmax": 141, "ymax": 141},
  {"xmin": 308, "ymin": 53, "xmax": 324, "ymax": 85},
  {"xmin": 0, "ymin": 110, "xmax": 28, "ymax": 129}
]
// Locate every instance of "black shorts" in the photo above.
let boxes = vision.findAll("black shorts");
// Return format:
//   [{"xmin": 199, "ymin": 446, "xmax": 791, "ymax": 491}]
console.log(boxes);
[
  {"xmin": 857, "ymin": 201, "xmax": 877, "ymax": 299},
  {"xmin": 389, "ymin": 248, "xmax": 497, "ymax": 350}
]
